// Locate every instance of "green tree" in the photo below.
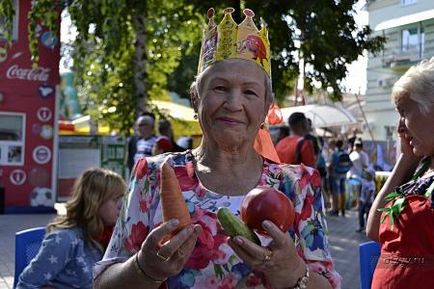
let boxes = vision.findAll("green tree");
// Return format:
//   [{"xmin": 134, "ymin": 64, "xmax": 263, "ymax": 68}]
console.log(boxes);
[
  {"xmin": 176, "ymin": 0, "xmax": 385, "ymax": 102},
  {"xmin": 0, "ymin": 0, "xmax": 384, "ymax": 132},
  {"xmin": 0, "ymin": 0, "xmax": 202, "ymax": 133}
]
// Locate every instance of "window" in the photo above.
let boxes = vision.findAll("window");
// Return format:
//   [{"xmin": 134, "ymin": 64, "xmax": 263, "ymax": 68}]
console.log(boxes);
[
  {"xmin": 401, "ymin": 0, "xmax": 417, "ymax": 6},
  {"xmin": 0, "ymin": 0, "xmax": 19, "ymax": 41},
  {"xmin": 401, "ymin": 26, "xmax": 424, "ymax": 58},
  {"xmin": 0, "ymin": 112, "xmax": 25, "ymax": 166}
]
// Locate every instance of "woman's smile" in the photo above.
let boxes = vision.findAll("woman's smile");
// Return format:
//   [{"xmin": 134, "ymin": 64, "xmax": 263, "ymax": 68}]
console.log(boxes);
[{"xmin": 216, "ymin": 117, "xmax": 244, "ymax": 126}]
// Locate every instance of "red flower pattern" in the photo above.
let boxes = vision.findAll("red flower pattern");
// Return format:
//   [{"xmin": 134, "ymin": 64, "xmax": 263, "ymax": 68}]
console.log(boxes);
[
  {"xmin": 185, "ymin": 208, "xmax": 228, "ymax": 269},
  {"xmin": 295, "ymin": 193, "xmax": 314, "ymax": 224},
  {"xmin": 174, "ymin": 166, "xmax": 198, "ymax": 191},
  {"xmin": 125, "ymin": 221, "xmax": 149, "ymax": 252},
  {"xmin": 299, "ymin": 164, "xmax": 321, "ymax": 189},
  {"xmin": 134, "ymin": 158, "xmax": 148, "ymax": 179}
]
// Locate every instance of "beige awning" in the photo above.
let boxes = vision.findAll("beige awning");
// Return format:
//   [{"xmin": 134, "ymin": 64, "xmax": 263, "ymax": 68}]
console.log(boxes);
[
  {"xmin": 375, "ymin": 9, "xmax": 434, "ymax": 31},
  {"xmin": 150, "ymin": 100, "xmax": 196, "ymax": 122}
]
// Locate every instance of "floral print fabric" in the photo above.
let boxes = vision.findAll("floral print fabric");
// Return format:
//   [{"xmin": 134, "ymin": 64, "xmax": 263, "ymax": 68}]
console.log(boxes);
[{"xmin": 95, "ymin": 151, "xmax": 341, "ymax": 288}]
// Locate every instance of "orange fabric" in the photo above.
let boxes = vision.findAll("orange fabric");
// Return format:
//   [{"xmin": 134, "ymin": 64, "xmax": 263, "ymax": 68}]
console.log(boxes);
[
  {"xmin": 275, "ymin": 135, "xmax": 315, "ymax": 166},
  {"xmin": 266, "ymin": 102, "xmax": 283, "ymax": 125},
  {"xmin": 254, "ymin": 128, "xmax": 281, "ymax": 163}
]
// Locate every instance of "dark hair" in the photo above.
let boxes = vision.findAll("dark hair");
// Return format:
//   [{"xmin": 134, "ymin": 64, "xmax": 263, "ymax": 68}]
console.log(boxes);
[
  {"xmin": 288, "ymin": 112, "xmax": 307, "ymax": 126},
  {"xmin": 336, "ymin": 139, "xmax": 344, "ymax": 149},
  {"xmin": 354, "ymin": 138, "xmax": 363, "ymax": 148}
]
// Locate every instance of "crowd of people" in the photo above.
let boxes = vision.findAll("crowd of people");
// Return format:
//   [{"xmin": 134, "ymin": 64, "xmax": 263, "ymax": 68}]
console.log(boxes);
[
  {"xmin": 272, "ymin": 110, "xmax": 375, "ymax": 232},
  {"xmin": 14, "ymin": 6, "xmax": 434, "ymax": 289}
]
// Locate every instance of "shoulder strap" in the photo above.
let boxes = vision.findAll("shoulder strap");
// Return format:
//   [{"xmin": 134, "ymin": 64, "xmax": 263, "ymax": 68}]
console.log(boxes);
[{"xmin": 294, "ymin": 137, "xmax": 305, "ymax": 164}]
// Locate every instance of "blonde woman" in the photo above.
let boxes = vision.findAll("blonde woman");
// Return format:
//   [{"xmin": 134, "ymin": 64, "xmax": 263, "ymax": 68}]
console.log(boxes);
[{"xmin": 17, "ymin": 168, "xmax": 126, "ymax": 289}]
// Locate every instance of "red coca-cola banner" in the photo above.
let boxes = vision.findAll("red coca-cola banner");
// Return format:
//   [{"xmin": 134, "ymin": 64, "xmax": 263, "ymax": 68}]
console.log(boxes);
[
  {"xmin": 0, "ymin": 0, "xmax": 60, "ymax": 213},
  {"xmin": 6, "ymin": 64, "xmax": 51, "ymax": 82}
]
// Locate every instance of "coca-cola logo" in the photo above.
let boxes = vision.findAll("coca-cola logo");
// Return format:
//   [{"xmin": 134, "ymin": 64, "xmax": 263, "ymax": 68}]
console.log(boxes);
[{"xmin": 6, "ymin": 65, "xmax": 51, "ymax": 82}]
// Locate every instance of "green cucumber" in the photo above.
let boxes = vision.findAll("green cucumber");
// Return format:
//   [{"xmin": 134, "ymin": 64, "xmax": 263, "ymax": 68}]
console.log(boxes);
[{"xmin": 217, "ymin": 207, "xmax": 260, "ymax": 245}]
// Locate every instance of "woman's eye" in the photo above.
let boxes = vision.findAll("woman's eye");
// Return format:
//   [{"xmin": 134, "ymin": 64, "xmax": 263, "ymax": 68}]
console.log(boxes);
[
  {"xmin": 245, "ymin": 90, "xmax": 257, "ymax": 96},
  {"xmin": 213, "ymin": 86, "xmax": 227, "ymax": 92}
]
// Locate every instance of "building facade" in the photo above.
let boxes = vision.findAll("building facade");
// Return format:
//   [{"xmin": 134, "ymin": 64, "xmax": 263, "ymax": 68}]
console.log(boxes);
[{"xmin": 365, "ymin": 0, "xmax": 434, "ymax": 142}]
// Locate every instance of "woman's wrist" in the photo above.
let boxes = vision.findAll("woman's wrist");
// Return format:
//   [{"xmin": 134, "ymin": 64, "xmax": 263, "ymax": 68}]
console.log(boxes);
[
  {"xmin": 133, "ymin": 252, "xmax": 167, "ymax": 284},
  {"xmin": 288, "ymin": 265, "xmax": 310, "ymax": 289},
  {"xmin": 271, "ymin": 257, "xmax": 306, "ymax": 289}
]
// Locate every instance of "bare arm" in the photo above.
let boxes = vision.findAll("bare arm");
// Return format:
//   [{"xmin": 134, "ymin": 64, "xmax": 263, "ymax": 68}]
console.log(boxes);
[
  {"xmin": 94, "ymin": 221, "xmax": 201, "ymax": 289},
  {"xmin": 366, "ymin": 153, "xmax": 419, "ymax": 241},
  {"xmin": 93, "ymin": 255, "xmax": 161, "ymax": 289}
]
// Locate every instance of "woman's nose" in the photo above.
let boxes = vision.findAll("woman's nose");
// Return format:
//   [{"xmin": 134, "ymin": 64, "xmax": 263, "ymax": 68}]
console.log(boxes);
[{"xmin": 224, "ymin": 89, "xmax": 243, "ymax": 110}]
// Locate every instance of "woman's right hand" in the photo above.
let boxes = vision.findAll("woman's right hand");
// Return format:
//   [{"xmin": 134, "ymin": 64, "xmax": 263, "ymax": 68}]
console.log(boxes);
[
  {"xmin": 397, "ymin": 118, "xmax": 415, "ymax": 156},
  {"xmin": 136, "ymin": 219, "xmax": 202, "ymax": 282}
]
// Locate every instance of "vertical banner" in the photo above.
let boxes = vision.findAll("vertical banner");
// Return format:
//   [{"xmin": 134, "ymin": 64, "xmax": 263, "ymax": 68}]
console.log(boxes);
[{"xmin": 0, "ymin": 0, "xmax": 60, "ymax": 212}]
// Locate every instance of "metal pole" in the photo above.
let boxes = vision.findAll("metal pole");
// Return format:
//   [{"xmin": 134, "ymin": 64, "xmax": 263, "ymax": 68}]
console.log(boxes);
[{"xmin": 355, "ymin": 92, "xmax": 377, "ymax": 164}]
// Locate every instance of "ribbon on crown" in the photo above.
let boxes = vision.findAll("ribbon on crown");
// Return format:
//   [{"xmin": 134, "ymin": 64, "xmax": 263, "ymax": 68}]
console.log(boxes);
[{"xmin": 198, "ymin": 7, "xmax": 271, "ymax": 77}]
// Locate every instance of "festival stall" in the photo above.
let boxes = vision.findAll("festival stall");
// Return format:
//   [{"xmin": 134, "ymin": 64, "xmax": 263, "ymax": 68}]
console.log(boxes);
[{"xmin": 0, "ymin": 0, "xmax": 60, "ymax": 213}]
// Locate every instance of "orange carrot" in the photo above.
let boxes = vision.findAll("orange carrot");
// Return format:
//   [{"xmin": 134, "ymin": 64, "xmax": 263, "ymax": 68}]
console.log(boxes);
[{"xmin": 160, "ymin": 162, "xmax": 191, "ymax": 233}]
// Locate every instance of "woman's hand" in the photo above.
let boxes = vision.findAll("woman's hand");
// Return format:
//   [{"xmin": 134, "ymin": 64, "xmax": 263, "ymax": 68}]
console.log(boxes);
[
  {"xmin": 228, "ymin": 220, "xmax": 305, "ymax": 289},
  {"xmin": 397, "ymin": 118, "xmax": 416, "ymax": 157},
  {"xmin": 137, "ymin": 219, "xmax": 202, "ymax": 282}
]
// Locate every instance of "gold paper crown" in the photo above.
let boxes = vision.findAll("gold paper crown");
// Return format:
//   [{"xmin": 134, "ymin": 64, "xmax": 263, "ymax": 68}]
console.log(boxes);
[{"xmin": 197, "ymin": 7, "xmax": 271, "ymax": 77}]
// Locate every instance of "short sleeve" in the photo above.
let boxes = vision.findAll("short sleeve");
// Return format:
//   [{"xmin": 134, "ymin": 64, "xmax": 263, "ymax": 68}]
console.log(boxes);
[
  {"xmin": 16, "ymin": 230, "xmax": 75, "ymax": 289},
  {"xmin": 280, "ymin": 164, "xmax": 342, "ymax": 289}
]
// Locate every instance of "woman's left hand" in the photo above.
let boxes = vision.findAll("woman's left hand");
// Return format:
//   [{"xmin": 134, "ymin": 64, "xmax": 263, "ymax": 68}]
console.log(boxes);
[{"xmin": 228, "ymin": 220, "xmax": 306, "ymax": 289}]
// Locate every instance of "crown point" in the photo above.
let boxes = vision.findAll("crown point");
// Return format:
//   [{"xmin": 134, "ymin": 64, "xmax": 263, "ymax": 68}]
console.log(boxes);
[
  {"xmin": 207, "ymin": 8, "xmax": 215, "ymax": 19},
  {"xmin": 223, "ymin": 7, "xmax": 235, "ymax": 14},
  {"xmin": 243, "ymin": 8, "xmax": 255, "ymax": 18}
]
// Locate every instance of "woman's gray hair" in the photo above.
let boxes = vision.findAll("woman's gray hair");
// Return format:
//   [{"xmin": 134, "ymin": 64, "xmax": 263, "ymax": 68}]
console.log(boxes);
[
  {"xmin": 391, "ymin": 57, "xmax": 434, "ymax": 114},
  {"xmin": 189, "ymin": 67, "xmax": 274, "ymax": 110}
]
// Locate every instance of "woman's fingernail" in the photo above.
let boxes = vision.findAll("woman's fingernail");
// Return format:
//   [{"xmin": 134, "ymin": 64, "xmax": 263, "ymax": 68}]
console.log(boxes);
[
  {"xmin": 170, "ymin": 219, "xmax": 180, "ymax": 226},
  {"xmin": 262, "ymin": 220, "xmax": 270, "ymax": 229},
  {"xmin": 234, "ymin": 237, "xmax": 243, "ymax": 245}
]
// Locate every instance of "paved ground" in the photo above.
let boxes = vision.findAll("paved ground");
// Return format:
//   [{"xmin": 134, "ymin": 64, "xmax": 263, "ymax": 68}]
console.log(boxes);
[{"xmin": 0, "ymin": 208, "xmax": 368, "ymax": 289}]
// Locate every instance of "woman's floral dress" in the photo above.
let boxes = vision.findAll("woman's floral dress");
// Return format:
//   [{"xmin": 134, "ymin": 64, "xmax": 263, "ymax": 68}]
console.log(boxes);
[{"xmin": 95, "ymin": 151, "xmax": 341, "ymax": 289}]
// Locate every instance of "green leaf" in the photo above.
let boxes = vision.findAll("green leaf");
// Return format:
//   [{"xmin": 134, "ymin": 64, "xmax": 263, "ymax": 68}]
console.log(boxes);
[{"xmin": 385, "ymin": 192, "xmax": 401, "ymax": 201}]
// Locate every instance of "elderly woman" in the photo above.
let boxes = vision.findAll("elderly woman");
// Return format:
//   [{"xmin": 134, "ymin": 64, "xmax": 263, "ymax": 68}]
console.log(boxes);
[
  {"xmin": 94, "ymin": 8, "xmax": 340, "ymax": 289},
  {"xmin": 366, "ymin": 58, "xmax": 434, "ymax": 289}
]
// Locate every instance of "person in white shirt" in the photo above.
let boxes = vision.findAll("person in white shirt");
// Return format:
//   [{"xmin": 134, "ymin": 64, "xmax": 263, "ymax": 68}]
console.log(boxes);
[
  {"xmin": 348, "ymin": 139, "xmax": 369, "ymax": 179},
  {"xmin": 347, "ymin": 139, "xmax": 370, "ymax": 208}
]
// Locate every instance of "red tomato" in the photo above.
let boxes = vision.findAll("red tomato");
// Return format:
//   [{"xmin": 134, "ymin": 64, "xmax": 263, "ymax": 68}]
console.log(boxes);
[{"xmin": 241, "ymin": 187, "xmax": 295, "ymax": 235}]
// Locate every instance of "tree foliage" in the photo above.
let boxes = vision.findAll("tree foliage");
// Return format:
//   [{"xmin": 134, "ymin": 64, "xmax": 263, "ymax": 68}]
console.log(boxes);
[
  {"xmin": 180, "ymin": 0, "xmax": 385, "ymax": 101},
  {"xmin": 0, "ymin": 0, "xmax": 385, "ymax": 133}
]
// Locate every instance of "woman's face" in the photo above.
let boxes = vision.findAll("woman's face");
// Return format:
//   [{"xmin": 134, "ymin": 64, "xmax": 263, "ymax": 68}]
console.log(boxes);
[
  {"xmin": 195, "ymin": 59, "xmax": 269, "ymax": 148},
  {"xmin": 396, "ymin": 96, "xmax": 434, "ymax": 157},
  {"xmin": 98, "ymin": 195, "xmax": 123, "ymax": 226}
]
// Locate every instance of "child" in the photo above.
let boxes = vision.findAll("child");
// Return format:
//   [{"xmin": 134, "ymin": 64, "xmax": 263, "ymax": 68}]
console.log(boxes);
[
  {"xmin": 17, "ymin": 168, "xmax": 127, "ymax": 289},
  {"xmin": 356, "ymin": 167, "xmax": 376, "ymax": 232}
]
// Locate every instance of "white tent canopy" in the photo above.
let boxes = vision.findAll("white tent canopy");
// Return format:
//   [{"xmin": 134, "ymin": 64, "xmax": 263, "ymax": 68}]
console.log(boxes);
[{"xmin": 280, "ymin": 104, "xmax": 357, "ymax": 128}]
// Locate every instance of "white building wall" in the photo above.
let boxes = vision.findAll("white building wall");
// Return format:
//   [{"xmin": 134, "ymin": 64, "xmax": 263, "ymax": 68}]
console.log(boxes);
[{"xmin": 365, "ymin": 0, "xmax": 434, "ymax": 142}]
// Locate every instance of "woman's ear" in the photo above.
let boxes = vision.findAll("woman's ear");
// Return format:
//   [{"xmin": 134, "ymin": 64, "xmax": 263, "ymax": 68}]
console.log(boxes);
[{"xmin": 190, "ymin": 83, "xmax": 199, "ymax": 113}]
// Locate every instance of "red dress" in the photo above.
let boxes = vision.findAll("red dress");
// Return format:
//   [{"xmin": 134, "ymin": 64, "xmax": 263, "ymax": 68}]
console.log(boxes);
[{"xmin": 371, "ymin": 175, "xmax": 434, "ymax": 289}]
